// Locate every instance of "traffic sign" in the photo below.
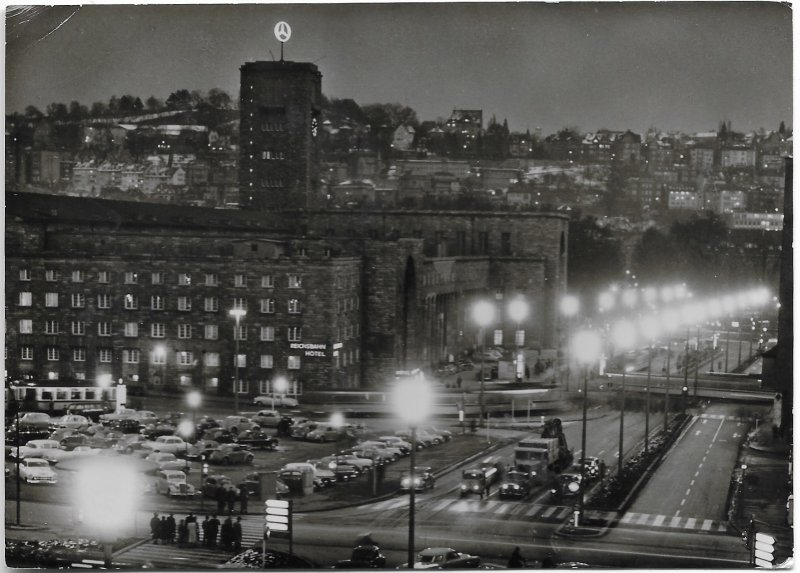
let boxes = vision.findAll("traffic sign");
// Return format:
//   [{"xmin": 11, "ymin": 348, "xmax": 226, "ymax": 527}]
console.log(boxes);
[
  {"xmin": 265, "ymin": 499, "xmax": 292, "ymax": 539},
  {"xmin": 753, "ymin": 531, "xmax": 775, "ymax": 567},
  {"xmin": 274, "ymin": 21, "xmax": 291, "ymax": 43}
]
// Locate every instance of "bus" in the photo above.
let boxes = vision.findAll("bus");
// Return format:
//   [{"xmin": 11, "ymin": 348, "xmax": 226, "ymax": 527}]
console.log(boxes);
[{"xmin": 6, "ymin": 381, "xmax": 126, "ymax": 414}]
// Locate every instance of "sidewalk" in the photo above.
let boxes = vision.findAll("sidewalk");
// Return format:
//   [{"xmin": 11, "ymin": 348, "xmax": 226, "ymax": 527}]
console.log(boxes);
[{"xmin": 731, "ymin": 421, "xmax": 793, "ymax": 567}]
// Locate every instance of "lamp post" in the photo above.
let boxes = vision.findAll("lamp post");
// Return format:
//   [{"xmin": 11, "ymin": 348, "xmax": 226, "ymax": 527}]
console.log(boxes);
[
  {"xmin": 571, "ymin": 329, "xmax": 602, "ymax": 525},
  {"xmin": 392, "ymin": 374, "xmax": 433, "ymax": 570},
  {"xmin": 187, "ymin": 391, "xmax": 201, "ymax": 443},
  {"xmin": 560, "ymin": 295, "xmax": 579, "ymax": 391},
  {"xmin": 508, "ymin": 297, "xmax": 529, "ymax": 382},
  {"xmin": 639, "ymin": 314, "xmax": 660, "ymax": 454},
  {"xmin": 229, "ymin": 308, "xmax": 247, "ymax": 414},
  {"xmin": 611, "ymin": 320, "xmax": 636, "ymax": 478},
  {"xmin": 472, "ymin": 300, "xmax": 495, "ymax": 427},
  {"xmin": 662, "ymin": 309, "xmax": 679, "ymax": 434}
]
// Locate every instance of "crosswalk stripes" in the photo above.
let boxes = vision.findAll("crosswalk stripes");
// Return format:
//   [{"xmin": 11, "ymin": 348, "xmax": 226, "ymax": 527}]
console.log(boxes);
[{"xmin": 525, "ymin": 504, "xmax": 542, "ymax": 517}]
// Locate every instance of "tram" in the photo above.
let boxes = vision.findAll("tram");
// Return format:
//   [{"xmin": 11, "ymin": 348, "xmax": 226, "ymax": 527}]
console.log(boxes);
[{"xmin": 6, "ymin": 381, "xmax": 126, "ymax": 414}]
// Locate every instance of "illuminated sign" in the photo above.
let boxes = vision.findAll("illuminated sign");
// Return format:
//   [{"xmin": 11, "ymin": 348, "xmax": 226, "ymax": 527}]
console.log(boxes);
[{"xmin": 289, "ymin": 342, "xmax": 327, "ymax": 357}]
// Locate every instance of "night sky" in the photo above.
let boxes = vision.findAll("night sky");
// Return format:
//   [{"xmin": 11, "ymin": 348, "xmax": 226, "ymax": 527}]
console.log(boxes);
[{"xmin": 5, "ymin": 2, "xmax": 793, "ymax": 135}]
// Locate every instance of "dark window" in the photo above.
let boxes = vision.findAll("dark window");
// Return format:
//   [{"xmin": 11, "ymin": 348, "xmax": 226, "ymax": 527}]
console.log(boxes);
[{"xmin": 501, "ymin": 232, "xmax": 511, "ymax": 255}]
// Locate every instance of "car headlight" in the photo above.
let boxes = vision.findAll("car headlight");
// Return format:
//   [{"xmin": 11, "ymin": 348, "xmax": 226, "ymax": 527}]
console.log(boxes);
[
  {"xmin": 402, "ymin": 478, "xmax": 410, "ymax": 486},
  {"xmin": 414, "ymin": 478, "xmax": 421, "ymax": 485},
  {"xmin": 460, "ymin": 485, "xmax": 467, "ymax": 490},
  {"xmin": 550, "ymin": 488, "xmax": 557, "ymax": 494}
]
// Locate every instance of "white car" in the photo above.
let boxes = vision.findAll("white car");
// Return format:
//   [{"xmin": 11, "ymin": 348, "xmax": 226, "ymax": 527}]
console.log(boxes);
[
  {"xmin": 409, "ymin": 547, "xmax": 481, "ymax": 569},
  {"xmin": 146, "ymin": 452, "xmax": 193, "ymax": 472},
  {"xmin": 141, "ymin": 435, "xmax": 189, "ymax": 454},
  {"xmin": 221, "ymin": 416, "xmax": 260, "ymax": 434},
  {"xmin": 253, "ymin": 395, "xmax": 299, "ymax": 408},
  {"xmin": 421, "ymin": 425, "xmax": 453, "ymax": 441},
  {"xmin": 134, "ymin": 410, "xmax": 159, "ymax": 424},
  {"xmin": 348, "ymin": 446, "xmax": 394, "ymax": 464},
  {"xmin": 99, "ymin": 408, "xmax": 140, "ymax": 423},
  {"xmin": 154, "ymin": 469, "xmax": 196, "ymax": 497},
  {"xmin": 16, "ymin": 412, "xmax": 53, "ymax": 430},
  {"xmin": 250, "ymin": 410, "xmax": 282, "ymax": 428},
  {"xmin": 15, "ymin": 439, "xmax": 62, "ymax": 460},
  {"xmin": 18, "ymin": 458, "xmax": 58, "ymax": 484},
  {"xmin": 377, "ymin": 436, "xmax": 412, "ymax": 453},
  {"xmin": 52, "ymin": 414, "xmax": 90, "ymax": 431},
  {"xmin": 359, "ymin": 440, "xmax": 404, "ymax": 459},
  {"xmin": 319, "ymin": 454, "xmax": 374, "ymax": 473}
]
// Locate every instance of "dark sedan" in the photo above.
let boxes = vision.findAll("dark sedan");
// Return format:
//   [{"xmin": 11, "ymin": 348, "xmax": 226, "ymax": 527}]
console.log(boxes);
[
  {"xmin": 400, "ymin": 466, "xmax": 435, "ymax": 493},
  {"xmin": 499, "ymin": 470, "xmax": 533, "ymax": 499},
  {"xmin": 236, "ymin": 429, "xmax": 279, "ymax": 450}
]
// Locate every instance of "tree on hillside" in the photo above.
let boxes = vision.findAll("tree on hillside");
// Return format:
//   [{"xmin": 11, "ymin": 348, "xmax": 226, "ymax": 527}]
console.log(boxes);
[
  {"xmin": 362, "ymin": 103, "xmax": 418, "ymax": 128},
  {"xmin": 567, "ymin": 216, "xmax": 625, "ymax": 299},
  {"xmin": 207, "ymin": 88, "xmax": 232, "ymax": 109},
  {"xmin": 90, "ymin": 101, "xmax": 107, "ymax": 117},
  {"xmin": 166, "ymin": 89, "xmax": 192, "ymax": 110},
  {"xmin": 145, "ymin": 96, "xmax": 164, "ymax": 113},
  {"xmin": 24, "ymin": 105, "xmax": 43, "ymax": 120},
  {"xmin": 68, "ymin": 101, "xmax": 88, "ymax": 120},
  {"xmin": 46, "ymin": 102, "xmax": 68, "ymax": 121},
  {"xmin": 631, "ymin": 227, "xmax": 678, "ymax": 283}
]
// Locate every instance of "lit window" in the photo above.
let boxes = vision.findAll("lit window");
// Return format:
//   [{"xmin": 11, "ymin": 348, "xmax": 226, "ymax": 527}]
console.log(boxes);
[
  {"xmin": 151, "ymin": 323, "xmax": 165, "ymax": 338},
  {"xmin": 98, "ymin": 322, "xmax": 112, "ymax": 336},
  {"xmin": 287, "ymin": 326, "xmax": 301, "ymax": 342},
  {"xmin": 204, "ymin": 297, "xmax": 219, "ymax": 312},
  {"xmin": 178, "ymin": 273, "xmax": 191, "ymax": 286},
  {"xmin": 261, "ymin": 299, "xmax": 275, "ymax": 314},
  {"xmin": 45, "ymin": 269, "xmax": 60, "ymax": 282},
  {"xmin": 124, "ymin": 322, "xmax": 138, "ymax": 337},
  {"xmin": 288, "ymin": 299, "xmax": 300, "ymax": 314},
  {"xmin": 19, "ymin": 292, "xmax": 32, "ymax": 307},
  {"xmin": 178, "ymin": 351, "xmax": 194, "ymax": 366},
  {"xmin": 234, "ymin": 325, "xmax": 247, "ymax": 341},
  {"xmin": 46, "ymin": 347, "xmax": 59, "ymax": 361},
  {"xmin": 123, "ymin": 349, "xmax": 140, "ymax": 364},
  {"xmin": 260, "ymin": 355, "xmax": 274, "ymax": 368},
  {"xmin": 45, "ymin": 292, "xmax": 59, "ymax": 307},
  {"xmin": 151, "ymin": 295, "xmax": 164, "ymax": 310},
  {"xmin": 45, "ymin": 320, "xmax": 59, "ymax": 335},
  {"xmin": 124, "ymin": 272, "xmax": 138, "ymax": 284},
  {"xmin": 205, "ymin": 273, "xmax": 218, "ymax": 286},
  {"xmin": 205, "ymin": 324, "xmax": 219, "ymax": 340},
  {"xmin": 73, "ymin": 347, "xmax": 86, "ymax": 362},
  {"xmin": 234, "ymin": 354, "xmax": 247, "ymax": 368},
  {"xmin": 19, "ymin": 269, "xmax": 31, "ymax": 281},
  {"xmin": 151, "ymin": 272, "xmax": 164, "ymax": 285},
  {"xmin": 261, "ymin": 275, "xmax": 274, "ymax": 288},
  {"xmin": 260, "ymin": 326, "xmax": 275, "ymax": 341},
  {"xmin": 178, "ymin": 296, "xmax": 192, "ymax": 311},
  {"xmin": 98, "ymin": 271, "xmax": 110, "ymax": 284},
  {"xmin": 236, "ymin": 379, "xmax": 248, "ymax": 394},
  {"xmin": 124, "ymin": 294, "xmax": 138, "ymax": 310},
  {"xmin": 72, "ymin": 321, "xmax": 86, "ymax": 336},
  {"xmin": 232, "ymin": 297, "xmax": 247, "ymax": 311},
  {"xmin": 234, "ymin": 274, "xmax": 247, "ymax": 288},
  {"xmin": 288, "ymin": 275, "xmax": 302, "ymax": 288},
  {"xmin": 19, "ymin": 319, "xmax": 32, "ymax": 334},
  {"xmin": 204, "ymin": 352, "xmax": 220, "ymax": 367},
  {"xmin": 288, "ymin": 355, "xmax": 301, "ymax": 370},
  {"xmin": 99, "ymin": 348, "xmax": 113, "ymax": 363},
  {"xmin": 20, "ymin": 346, "xmax": 33, "ymax": 360},
  {"xmin": 97, "ymin": 294, "xmax": 111, "ymax": 309},
  {"xmin": 151, "ymin": 350, "xmax": 166, "ymax": 365},
  {"xmin": 178, "ymin": 324, "xmax": 192, "ymax": 339},
  {"xmin": 72, "ymin": 270, "xmax": 85, "ymax": 283}
]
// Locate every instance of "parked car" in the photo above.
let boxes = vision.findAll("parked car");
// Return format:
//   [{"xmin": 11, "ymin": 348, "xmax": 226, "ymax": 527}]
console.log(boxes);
[
  {"xmin": 109, "ymin": 419, "xmax": 143, "ymax": 434},
  {"xmin": 320, "ymin": 454, "xmax": 374, "ymax": 474},
  {"xmin": 330, "ymin": 462, "xmax": 360, "ymax": 482},
  {"xmin": 400, "ymin": 466, "xmax": 436, "ymax": 493},
  {"xmin": 66, "ymin": 405, "xmax": 110, "ymax": 423},
  {"xmin": 305, "ymin": 425, "xmax": 343, "ymax": 443},
  {"xmin": 141, "ymin": 436, "xmax": 189, "ymax": 455},
  {"xmin": 133, "ymin": 411, "xmax": 160, "ymax": 425},
  {"xmin": 49, "ymin": 428, "xmax": 83, "ymax": 442},
  {"xmin": 333, "ymin": 545, "xmax": 387, "ymax": 569},
  {"xmin": 236, "ymin": 429, "xmax": 279, "ymax": 450},
  {"xmin": 201, "ymin": 428, "xmax": 237, "ymax": 444},
  {"xmin": 145, "ymin": 452, "xmax": 192, "ymax": 472},
  {"xmin": 52, "ymin": 414, "xmax": 90, "ymax": 431},
  {"xmin": 346, "ymin": 446, "xmax": 394, "ymax": 464},
  {"xmin": 208, "ymin": 443, "xmax": 255, "ymax": 465},
  {"xmin": 248, "ymin": 409, "xmax": 282, "ymax": 429},
  {"xmin": 100, "ymin": 409, "xmax": 141, "ymax": 424},
  {"xmin": 15, "ymin": 439, "xmax": 62, "ymax": 460},
  {"xmin": 154, "ymin": 469, "xmax": 196, "ymax": 497},
  {"xmin": 358, "ymin": 441, "xmax": 403, "ymax": 460},
  {"xmin": 86, "ymin": 432, "xmax": 123, "ymax": 449},
  {"xmin": 421, "ymin": 425, "xmax": 453, "ymax": 441},
  {"xmin": 221, "ymin": 416, "xmax": 259, "ymax": 434},
  {"xmin": 290, "ymin": 420, "xmax": 319, "ymax": 439},
  {"xmin": 59, "ymin": 434, "xmax": 91, "ymax": 451},
  {"xmin": 253, "ymin": 395, "xmax": 299, "ymax": 408},
  {"xmin": 5, "ymin": 428, "xmax": 50, "ymax": 446},
  {"xmin": 114, "ymin": 434, "xmax": 148, "ymax": 453},
  {"xmin": 18, "ymin": 458, "xmax": 58, "ymax": 484},
  {"xmin": 238, "ymin": 472, "xmax": 290, "ymax": 498},
  {"xmin": 14, "ymin": 412, "xmax": 53, "ymax": 431},
  {"xmin": 202, "ymin": 474, "xmax": 238, "ymax": 498},
  {"xmin": 377, "ymin": 436, "xmax": 412, "ymax": 454},
  {"xmin": 185, "ymin": 439, "xmax": 221, "ymax": 462},
  {"xmin": 304, "ymin": 460, "xmax": 337, "ymax": 487},
  {"xmin": 141, "ymin": 424, "xmax": 177, "ymax": 441},
  {"xmin": 196, "ymin": 416, "xmax": 221, "ymax": 434},
  {"xmin": 407, "ymin": 547, "xmax": 481, "ymax": 569}
]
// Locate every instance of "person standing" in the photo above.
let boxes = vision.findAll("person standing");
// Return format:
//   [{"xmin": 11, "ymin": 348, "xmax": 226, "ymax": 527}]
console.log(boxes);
[
  {"xmin": 150, "ymin": 512, "xmax": 160, "ymax": 544},
  {"xmin": 232, "ymin": 516, "xmax": 243, "ymax": 552},
  {"xmin": 226, "ymin": 487, "xmax": 237, "ymax": 515},
  {"xmin": 187, "ymin": 517, "xmax": 198, "ymax": 548},
  {"xmin": 177, "ymin": 519, "xmax": 187, "ymax": 547},
  {"xmin": 208, "ymin": 515, "xmax": 220, "ymax": 548},
  {"xmin": 160, "ymin": 516, "xmax": 169, "ymax": 544},
  {"xmin": 216, "ymin": 485, "xmax": 226, "ymax": 515},
  {"xmin": 221, "ymin": 516, "xmax": 233, "ymax": 551},
  {"xmin": 238, "ymin": 485, "xmax": 249, "ymax": 514},
  {"xmin": 166, "ymin": 513, "xmax": 176, "ymax": 544},
  {"xmin": 201, "ymin": 515, "xmax": 210, "ymax": 547}
]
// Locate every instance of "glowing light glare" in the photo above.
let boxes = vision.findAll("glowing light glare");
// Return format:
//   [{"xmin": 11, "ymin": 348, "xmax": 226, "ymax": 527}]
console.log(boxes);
[
  {"xmin": 571, "ymin": 330, "xmax": 603, "ymax": 364},
  {"xmin": 186, "ymin": 390, "xmax": 201, "ymax": 409},
  {"xmin": 643, "ymin": 287, "xmax": 658, "ymax": 305},
  {"xmin": 707, "ymin": 299, "xmax": 723, "ymax": 318},
  {"xmin": 722, "ymin": 295, "xmax": 736, "ymax": 314},
  {"xmin": 692, "ymin": 302, "xmax": 708, "ymax": 323},
  {"xmin": 679, "ymin": 304, "xmax": 695, "ymax": 326},
  {"xmin": 508, "ymin": 297, "xmax": 529, "ymax": 323},
  {"xmin": 97, "ymin": 374, "xmax": 112, "ymax": 388},
  {"xmin": 598, "ymin": 291, "xmax": 615, "ymax": 311},
  {"xmin": 73, "ymin": 459, "xmax": 140, "ymax": 533},
  {"xmin": 273, "ymin": 376, "xmax": 289, "ymax": 394},
  {"xmin": 757, "ymin": 287, "xmax": 771, "ymax": 305},
  {"xmin": 735, "ymin": 292, "xmax": 749, "ymax": 309},
  {"xmin": 611, "ymin": 320, "xmax": 637, "ymax": 350},
  {"xmin": 330, "ymin": 412, "xmax": 345, "ymax": 429},
  {"xmin": 662, "ymin": 309, "xmax": 680, "ymax": 333},
  {"xmin": 393, "ymin": 376, "xmax": 433, "ymax": 426},
  {"xmin": 660, "ymin": 286, "xmax": 675, "ymax": 303},
  {"xmin": 177, "ymin": 419, "xmax": 195, "ymax": 438},
  {"xmin": 473, "ymin": 300, "xmax": 495, "ymax": 327},
  {"xmin": 674, "ymin": 284, "xmax": 687, "ymax": 299},
  {"xmin": 639, "ymin": 314, "xmax": 661, "ymax": 340},
  {"xmin": 560, "ymin": 295, "xmax": 579, "ymax": 317},
  {"xmin": 622, "ymin": 289, "xmax": 638, "ymax": 308},
  {"xmin": 154, "ymin": 344, "xmax": 166, "ymax": 358},
  {"xmin": 228, "ymin": 308, "xmax": 247, "ymax": 320}
]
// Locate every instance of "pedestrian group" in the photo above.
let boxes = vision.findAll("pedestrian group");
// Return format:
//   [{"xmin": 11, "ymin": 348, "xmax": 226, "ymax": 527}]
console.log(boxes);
[{"xmin": 150, "ymin": 512, "xmax": 243, "ymax": 550}]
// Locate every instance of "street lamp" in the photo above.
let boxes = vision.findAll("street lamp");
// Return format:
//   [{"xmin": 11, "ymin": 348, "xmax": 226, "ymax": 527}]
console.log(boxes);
[
  {"xmin": 272, "ymin": 375, "xmax": 288, "ymax": 410},
  {"xmin": 392, "ymin": 374, "xmax": 433, "ymax": 570},
  {"xmin": 661, "ymin": 309, "xmax": 680, "ymax": 434},
  {"xmin": 611, "ymin": 320, "xmax": 636, "ymax": 477},
  {"xmin": 229, "ymin": 308, "xmax": 247, "ymax": 414},
  {"xmin": 508, "ymin": 297, "xmax": 529, "ymax": 381},
  {"xmin": 571, "ymin": 329, "xmax": 602, "ymax": 525},
  {"xmin": 639, "ymin": 314, "xmax": 661, "ymax": 454},
  {"xmin": 472, "ymin": 300, "xmax": 495, "ymax": 426},
  {"xmin": 560, "ymin": 295, "xmax": 580, "ymax": 391},
  {"xmin": 187, "ymin": 390, "xmax": 201, "ymax": 441}
]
